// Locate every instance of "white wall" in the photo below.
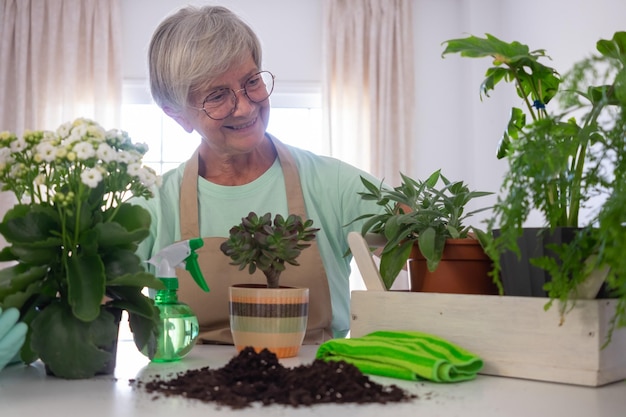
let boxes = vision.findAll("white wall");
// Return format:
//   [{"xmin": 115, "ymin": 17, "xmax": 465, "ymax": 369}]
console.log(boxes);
[
  {"xmin": 121, "ymin": 0, "xmax": 322, "ymax": 84},
  {"xmin": 120, "ymin": 0, "xmax": 626, "ymax": 226},
  {"xmin": 422, "ymin": 0, "xmax": 626, "ymax": 225}
]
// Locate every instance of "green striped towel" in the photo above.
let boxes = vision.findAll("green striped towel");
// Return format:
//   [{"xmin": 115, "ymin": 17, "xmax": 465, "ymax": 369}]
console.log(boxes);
[{"xmin": 315, "ymin": 330, "xmax": 483, "ymax": 382}]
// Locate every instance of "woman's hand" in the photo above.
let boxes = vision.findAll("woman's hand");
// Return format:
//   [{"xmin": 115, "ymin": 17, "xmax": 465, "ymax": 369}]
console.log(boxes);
[{"xmin": 0, "ymin": 307, "xmax": 27, "ymax": 371}]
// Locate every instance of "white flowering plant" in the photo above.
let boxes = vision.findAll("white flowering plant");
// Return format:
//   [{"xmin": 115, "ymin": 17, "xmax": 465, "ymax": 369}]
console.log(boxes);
[{"xmin": 0, "ymin": 118, "xmax": 164, "ymax": 379}]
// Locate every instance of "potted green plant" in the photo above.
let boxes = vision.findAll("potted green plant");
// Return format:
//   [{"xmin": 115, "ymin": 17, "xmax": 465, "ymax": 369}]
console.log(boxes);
[
  {"xmin": 220, "ymin": 211, "xmax": 319, "ymax": 288},
  {"xmin": 350, "ymin": 169, "xmax": 494, "ymax": 293},
  {"xmin": 441, "ymin": 32, "xmax": 626, "ymax": 334},
  {"xmin": 220, "ymin": 211, "xmax": 319, "ymax": 358},
  {"xmin": 0, "ymin": 118, "xmax": 164, "ymax": 379}
]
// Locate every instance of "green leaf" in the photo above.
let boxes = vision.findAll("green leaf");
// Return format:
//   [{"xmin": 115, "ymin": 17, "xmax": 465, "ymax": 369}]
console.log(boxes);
[
  {"xmin": 106, "ymin": 203, "xmax": 151, "ymax": 232},
  {"xmin": 0, "ymin": 246, "xmax": 17, "ymax": 262},
  {"xmin": 0, "ymin": 205, "xmax": 61, "ymax": 245},
  {"xmin": 15, "ymin": 302, "xmax": 42, "ymax": 364},
  {"xmin": 424, "ymin": 169, "xmax": 441, "ymax": 187},
  {"xmin": 97, "ymin": 204, "xmax": 151, "ymax": 250},
  {"xmin": 417, "ymin": 227, "xmax": 438, "ymax": 269},
  {"xmin": 497, "ymin": 107, "xmax": 526, "ymax": 158},
  {"xmin": 67, "ymin": 253, "xmax": 106, "ymax": 322},
  {"xmin": 30, "ymin": 302, "xmax": 118, "ymax": 379},
  {"xmin": 615, "ymin": 69, "xmax": 626, "ymax": 104},
  {"xmin": 128, "ymin": 312, "xmax": 158, "ymax": 357},
  {"xmin": 95, "ymin": 221, "xmax": 149, "ymax": 250},
  {"xmin": 481, "ymin": 67, "xmax": 510, "ymax": 98},
  {"xmin": 379, "ymin": 240, "xmax": 413, "ymax": 289},
  {"xmin": 359, "ymin": 175, "xmax": 384, "ymax": 196},
  {"xmin": 107, "ymin": 271, "xmax": 164, "ymax": 290},
  {"xmin": 106, "ymin": 285, "xmax": 160, "ymax": 320},
  {"xmin": 596, "ymin": 31, "xmax": 626, "ymax": 63},
  {"xmin": 443, "ymin": 33, "xmax": 560, "ymax": 115},
  {"xmin": 7, "ymin": 244, "xmax": 59, "ymax": 265},
  {"xmin": 102, "ymin": 248, "xmax": 147, "ymax": 279},
  {"xmin": 441, "ymin": 33, "xmax": 532, "ymax": 61},
  {"xmin": 0, "ymin": 263, "xmax": 47, "ymax": 290},
  {"xmin": 0, "ymin": 280, "xmax": 46, "ymax": 310},
  {"xmin": 106, "ymin": 286, "xmax": 160, "ymax": 357}
]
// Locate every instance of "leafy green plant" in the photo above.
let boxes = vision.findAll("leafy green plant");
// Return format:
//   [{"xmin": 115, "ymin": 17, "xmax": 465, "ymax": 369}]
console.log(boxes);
[
  {"xmin": 0, "ymin": 118, "xmax": 164, "ymax": 378},
  {"xmin": 350, "ymin": 170, "xmax": 492, "ymax": 289},
  {"xmin": 220, "ymin": 212, "xmax": 319, "ymax": 288},
  {"xmin": 442, "ymin": 32, "xmax": 626, "ymax": 336}
]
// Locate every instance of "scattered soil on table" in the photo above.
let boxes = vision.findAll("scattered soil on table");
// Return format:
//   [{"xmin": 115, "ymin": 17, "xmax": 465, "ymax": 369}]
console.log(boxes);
[{"xmin": 132, "ymin": 347, "xmax": 416, "ymax": 409}]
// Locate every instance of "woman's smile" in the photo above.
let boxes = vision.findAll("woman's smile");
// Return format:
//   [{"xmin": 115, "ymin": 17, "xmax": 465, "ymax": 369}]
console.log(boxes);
[{"xmin": 225, "ymin": 116, "xmax": 258, "ymax": 131}]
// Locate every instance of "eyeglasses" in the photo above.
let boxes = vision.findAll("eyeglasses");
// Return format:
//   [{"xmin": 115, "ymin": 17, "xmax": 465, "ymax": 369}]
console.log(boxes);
[{"xmin": 195, "ymin": 71, "xmax": 275, "ymax": 120}]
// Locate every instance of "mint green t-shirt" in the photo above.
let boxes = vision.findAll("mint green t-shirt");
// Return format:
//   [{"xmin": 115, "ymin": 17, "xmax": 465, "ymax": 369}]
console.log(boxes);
[{"xmin": 134, "ymin": 136, "xmax": 384, "ymax": 338}]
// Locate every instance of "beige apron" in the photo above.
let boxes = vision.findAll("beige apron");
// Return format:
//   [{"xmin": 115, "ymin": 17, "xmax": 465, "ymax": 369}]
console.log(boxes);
[{"xmin": 176, "ymin": 137, "xmax": 333, "ymax": 345}]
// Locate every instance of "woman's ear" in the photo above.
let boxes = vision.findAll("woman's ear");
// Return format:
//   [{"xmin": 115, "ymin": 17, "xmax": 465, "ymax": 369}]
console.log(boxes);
[{"xmin": 163, "ymin": 106, "xmax": 194, "ymax": 133}]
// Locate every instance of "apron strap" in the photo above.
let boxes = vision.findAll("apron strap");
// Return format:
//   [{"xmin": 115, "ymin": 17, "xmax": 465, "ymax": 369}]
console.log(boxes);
[{"xmin": 180, "ymin": 136, "xmax": 307, "ymax": 238}]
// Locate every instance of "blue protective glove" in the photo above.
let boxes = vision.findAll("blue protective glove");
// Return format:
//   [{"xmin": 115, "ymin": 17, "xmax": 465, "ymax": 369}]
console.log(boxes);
[{"xmin": 0, "ymin": 307, "xmax": 27, "ymax": 371}]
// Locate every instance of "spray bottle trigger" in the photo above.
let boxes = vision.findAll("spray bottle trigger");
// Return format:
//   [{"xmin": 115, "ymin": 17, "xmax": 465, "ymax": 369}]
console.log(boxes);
[{"xmin": 186, "ymin": 250, "xmax": 209, "ymax": 292}]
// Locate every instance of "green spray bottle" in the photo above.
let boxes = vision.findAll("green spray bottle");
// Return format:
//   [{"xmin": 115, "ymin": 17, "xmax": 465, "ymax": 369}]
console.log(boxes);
[{"xmin": 142, "ymin": 238, "xmax": 209, "ymax": 362}]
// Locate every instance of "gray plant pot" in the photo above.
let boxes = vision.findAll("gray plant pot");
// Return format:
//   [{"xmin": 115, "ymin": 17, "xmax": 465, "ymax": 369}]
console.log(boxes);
[{"xmin": 492, "ymin": 227, "xmax": 578, "ymax": 297}]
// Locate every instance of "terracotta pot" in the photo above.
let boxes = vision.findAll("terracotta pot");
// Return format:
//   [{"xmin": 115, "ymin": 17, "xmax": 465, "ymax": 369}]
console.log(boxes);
[
  {"xmin": 229, "ymin": 284, "xmax": 309, "ymax": 358},
  {"xmin": 409, "ymin": 238, "xmax": 497, "ymax": 295}
]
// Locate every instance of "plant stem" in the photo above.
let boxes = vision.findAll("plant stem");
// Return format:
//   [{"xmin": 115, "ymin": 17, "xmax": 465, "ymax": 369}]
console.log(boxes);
[
  {"xmin": 512, "ymin": 68, "xmax": 538, "ymax": 122},
  {"xmin": 265, "ymin": 269, "xmax": 281, "ymax": 289}
]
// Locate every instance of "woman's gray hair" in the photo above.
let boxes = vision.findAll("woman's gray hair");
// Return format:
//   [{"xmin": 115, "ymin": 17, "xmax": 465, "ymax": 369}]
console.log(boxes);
[{"xmin": 148, "ymin": 6, "xmax": 262, "ymax": 112}]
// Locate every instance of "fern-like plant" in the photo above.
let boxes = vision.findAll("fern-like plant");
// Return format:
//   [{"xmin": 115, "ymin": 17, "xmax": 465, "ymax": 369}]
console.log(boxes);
[{"xmin": 442, "ymin": 32, "xmax": 626, "ymax": 338}]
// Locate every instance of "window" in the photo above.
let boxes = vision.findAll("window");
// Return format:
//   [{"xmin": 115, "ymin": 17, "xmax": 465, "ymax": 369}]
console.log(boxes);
[
  {"xmin": 120, "ymin": 104, "xmax": 200, "ymax": 175},
  {"xmin": 120, "ymin": 81, "xmax": 325, "ymax": 175}
]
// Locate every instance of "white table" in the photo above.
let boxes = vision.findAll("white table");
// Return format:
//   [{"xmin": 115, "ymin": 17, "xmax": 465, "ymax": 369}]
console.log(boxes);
[{"xmin": 1, "ymin": 337, "xmax": 625, "ymax": 417}]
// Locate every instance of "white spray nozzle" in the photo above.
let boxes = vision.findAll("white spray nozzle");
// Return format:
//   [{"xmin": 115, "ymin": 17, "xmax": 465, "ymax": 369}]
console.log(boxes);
[{"xmin": 147, "ymin": 238, "xmax": 209, "ymax": 292}]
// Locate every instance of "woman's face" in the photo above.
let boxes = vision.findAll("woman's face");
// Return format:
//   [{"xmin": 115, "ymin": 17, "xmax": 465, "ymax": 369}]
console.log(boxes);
[{"xmin": 184, "ymin": 56, "xmax": 271, "ymax": 156}]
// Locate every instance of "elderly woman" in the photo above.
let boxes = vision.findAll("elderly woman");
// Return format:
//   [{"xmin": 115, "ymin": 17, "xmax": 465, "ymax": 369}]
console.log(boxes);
[{"xmin": 135, "ymin": 5, "xmax": 383, "ymax": 344}]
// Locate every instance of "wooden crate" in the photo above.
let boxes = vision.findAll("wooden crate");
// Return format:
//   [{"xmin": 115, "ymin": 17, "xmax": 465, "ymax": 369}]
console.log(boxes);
[{"xmin": 350, "ymin": 291, "xmax": 626, "ymax": 387}]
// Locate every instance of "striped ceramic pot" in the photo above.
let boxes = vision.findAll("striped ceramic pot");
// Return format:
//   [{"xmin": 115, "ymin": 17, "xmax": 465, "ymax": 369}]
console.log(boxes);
[{"xmin": 229, "ymin": 284, "xmax": 309, "ymax": 358}]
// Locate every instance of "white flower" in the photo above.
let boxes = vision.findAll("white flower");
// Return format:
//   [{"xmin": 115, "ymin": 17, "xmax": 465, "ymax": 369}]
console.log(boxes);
[
  {"xmin": 96, "ymin": 143, "xmax": 116, "ymax": 163},
  {"xmin": 86, "ymin": 125, "xmax": 106, "ymax": 142},
  {"xmin": 10, "ymin": 138, "xmax": 27, "ymax": 153},
  {"xmin": 73, "ymin": 141, "xmax": 96, "ymax": 160},
  {"xmin": 1, "ymin": 118, "xmax": 154, "ymax": 209},
  {"xmin": 66, "ymin": 128, "xmax": 85, "ymax": 145},
  {"xmin": 80, "ymin": 167, "xmax": 103, "ymax": 188},
  {"xmin": 9, "ymin": 163, "xmax": 24, "ymax": 178},
  {"xmin": 42, "ymin": 130, "xmax": 57, "ymax": 142},
  {"xmin": 125, "ymin": 150, "xmax": 143, "ymax": 165},
  {"xmin": 0, "ymin": 147, "xmax": 13, "ymax": 165},
  {"xmin": 56, "ymin": 121, "xmax": 72, "ymax": 138},
  {"xmin": 117, "ymin": 150, "xmax": 132, "ymax": 164},
  {"xmin": 138, "ymin": 166, "xmax": 159, "ymax": 187},
  {"xmin": 36, "ymin": 142, "xmax": 58, "ymax": 162},
  {"xmin": 56, "ymin": 147, "xmax": 68, "ymax": 159},
  {"xmin": 105, "ymin": 129, "xmax": 123, "ymax": 142},
  {"xmin": 127, "ymin": 163, "xmax": 142, "ymax": 177}
]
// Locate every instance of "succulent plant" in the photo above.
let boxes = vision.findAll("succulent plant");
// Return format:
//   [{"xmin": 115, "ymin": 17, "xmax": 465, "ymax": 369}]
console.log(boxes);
[{"xmin": 220, "ymin": 212, "xmax": 319, "ymax": 288}]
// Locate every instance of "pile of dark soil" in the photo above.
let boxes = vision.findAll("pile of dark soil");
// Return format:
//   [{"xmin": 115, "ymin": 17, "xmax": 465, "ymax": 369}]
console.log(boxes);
[{"xmin": 132, "ymin": 347, "xmax": 416, "ymax": 408}]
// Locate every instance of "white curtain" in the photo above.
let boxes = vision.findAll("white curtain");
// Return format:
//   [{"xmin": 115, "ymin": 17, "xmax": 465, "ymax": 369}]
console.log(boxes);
[
  {"xmin": 323, "ymin": 0, "xmax": 415, "ymax": 186},
  {"xmin": 0, "ymin": 0, "xmax": 123, "ymax": 135},
  {"xmin": 0, "ymin": 0, "xmax": 122, "ymax": 249}
]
